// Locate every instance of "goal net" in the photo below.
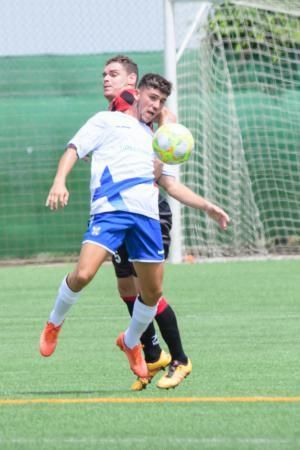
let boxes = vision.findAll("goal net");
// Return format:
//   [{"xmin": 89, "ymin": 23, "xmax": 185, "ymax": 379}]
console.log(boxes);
[{"xmin": 173, "ymin": 0, "xmax": 300, "ymax": 258}]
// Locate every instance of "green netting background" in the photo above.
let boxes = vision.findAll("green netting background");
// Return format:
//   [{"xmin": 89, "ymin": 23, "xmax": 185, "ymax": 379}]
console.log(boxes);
[
  {"xmin": 1, "ymin": 50, "xmax": 299, "ymax": 260},
  {"xmin": 0, "ymin": 52, "xmax": 163, "ymax": 260}
]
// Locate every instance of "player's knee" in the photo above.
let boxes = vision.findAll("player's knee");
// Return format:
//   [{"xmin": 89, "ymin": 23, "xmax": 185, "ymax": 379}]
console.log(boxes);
[
  {"xmin": 118, "ymin": 286, "xmax": 136, "ymax": 298},
  {"xmin": 142, "ymin": 288, "xmax": 163, "ymax": 306},
  {"xmin": 74, "ymin": 268, "xmax": 94, "ymax": 288},
  {"xmin": 117, "ymin": 277, "xmax": 137, "ymax": 298}
]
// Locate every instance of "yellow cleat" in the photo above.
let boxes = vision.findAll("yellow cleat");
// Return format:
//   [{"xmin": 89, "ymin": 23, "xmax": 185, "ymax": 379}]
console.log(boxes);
[
  {"xmin": 156, "ymin": 358, "xmax": 192, "ymax": 389},
  {"xmin": 130, "ymin": 350, "xmax": 171, "ymax": 391},
  {"xmin": 131, "ymin": 377, "xmax": 149, "ymax": 391},
  {"xmin": 147, "ymin": 350, "xmax": 172, "ymax": 377}
]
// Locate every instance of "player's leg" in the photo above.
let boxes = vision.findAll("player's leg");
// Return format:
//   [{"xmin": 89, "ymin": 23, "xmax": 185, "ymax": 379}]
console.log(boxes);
[
  {"xmin": 120, "ymin": 260, "xmax": 163, "ymax": 354},
  {"xmin": 132, "ymin": 265, "xmax": 192, "ymax": 389},
  {"xmin": 112, "ymin": 245, "xmax": 163, "ymax": 363},
  {"xmin": 52, "ymin": 242, "xmax": 109, "ymax": 323},
  {"xmin": 157, "ymin": 206, "xmax": 189, "ymax": 363},
  {"xmin": 113, "ymin": 247, "xmax": 170, "ymax": 390},
  {"xmin": 118, "ymin": 260, "xmax": 164, "ymax": 377},
  {"xmin": 116, "ymin": 269, "xmax": 160, "ymax": 379},
  {"xmin": 154, "ymin": 252, "xmax": 192, "ymax": 389},
  {"xmin": 119, "ymin": 214, "xmax": 164, "ymax": 347},
  {"xmin": 131, "ymin": 270, "xmax": 191, "ymax": 390},
  {"xmin": 155, "ymin": 197, "xmax": 192, "ymax": 388},
  {"xmin": 40, "ymin": 242, "xmax": 108, "ymax": 357},
  {"xmin": 116, "ymin": 215, "xmax": 164, "ymax": 378},
  {"xmin": 155, "ymin": 267, "xmax": 192, "ymax": 385},
  {"xmin": 155, "ymin": 300, "xmax": 192, "ymax": 389},
  {"xmin": 68, "ymin": 242, "xmax": 109, "ymax": 291},
  {"xmin": 40, "ymin": 212, "xmax": 122, "ymax": 358}
]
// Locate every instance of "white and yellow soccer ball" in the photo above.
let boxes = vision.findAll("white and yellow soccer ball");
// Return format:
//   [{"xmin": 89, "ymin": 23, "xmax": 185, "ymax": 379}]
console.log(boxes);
[{"xmin": 152, "ymin": 123, "xmax": 194, "ymax": 165}]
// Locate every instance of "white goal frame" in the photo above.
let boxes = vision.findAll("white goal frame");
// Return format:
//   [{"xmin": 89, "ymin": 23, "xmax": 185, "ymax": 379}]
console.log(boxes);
[
  {"xmin": 164, "ymin": 0, "xmax": 214, "ymax": 263},
  {"xmin": 164, "ymin": 0, "xmax": 300, "ymax": 262}
]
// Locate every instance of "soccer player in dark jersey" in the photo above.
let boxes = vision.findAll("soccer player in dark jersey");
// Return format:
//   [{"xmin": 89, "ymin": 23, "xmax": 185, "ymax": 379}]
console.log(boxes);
[{"xmin": 103, "ymin": 56, "xmax": 192, "ymax": 390}]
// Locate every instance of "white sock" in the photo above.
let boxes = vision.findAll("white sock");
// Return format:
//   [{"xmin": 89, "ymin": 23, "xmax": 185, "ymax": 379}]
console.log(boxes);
[
  {"xmin": 124, "ymin": 297, "xmax": 158, "ymax": 349},
  {"xmin": 49, "ymin": 276, "xmax": 81, "ymax": 326}
]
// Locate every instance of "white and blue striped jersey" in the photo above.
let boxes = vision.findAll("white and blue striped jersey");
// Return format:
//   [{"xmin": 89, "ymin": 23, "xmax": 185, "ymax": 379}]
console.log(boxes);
[{"xmin": 69, "ymin": 111, "xmax": 175, "ymax": 220}]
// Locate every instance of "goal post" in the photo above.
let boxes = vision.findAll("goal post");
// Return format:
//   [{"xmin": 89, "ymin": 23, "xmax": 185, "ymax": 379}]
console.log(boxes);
[
  {"xmin": 164, "ymin": 0, "xmax": 213, "ymax": 263},
  {"xmin": 165, "ymin": 0, "xmax": 300, "ymax": 261},
  {"xmin": 164, "ymin": 0, "xmax": 182, "ymax": 263}
]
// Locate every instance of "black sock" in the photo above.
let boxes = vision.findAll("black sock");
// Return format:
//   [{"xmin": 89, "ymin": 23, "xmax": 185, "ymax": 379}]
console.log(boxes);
[
  {"xmin": 124, "ymin": 298, "xmax": 162, "ymax": 363},
  {"xmin": 155, "ymin": 305, "xmax": 188, "ymax": 364}
]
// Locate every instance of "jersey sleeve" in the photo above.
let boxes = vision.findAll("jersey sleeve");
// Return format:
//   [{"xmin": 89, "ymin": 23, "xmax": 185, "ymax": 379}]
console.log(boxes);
[
  {"xmin": 68, "ymin": 113, "xmax": 107, "ymax": 159},
  {"xmin": 161, "ymin": 163, "xmax": 177, "ymax": 178}
]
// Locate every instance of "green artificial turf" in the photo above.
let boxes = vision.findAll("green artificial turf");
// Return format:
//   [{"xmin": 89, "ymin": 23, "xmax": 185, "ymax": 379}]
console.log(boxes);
[{"xmin": 0, "ymin": 260, "xmax": 299, "ymax": 449}]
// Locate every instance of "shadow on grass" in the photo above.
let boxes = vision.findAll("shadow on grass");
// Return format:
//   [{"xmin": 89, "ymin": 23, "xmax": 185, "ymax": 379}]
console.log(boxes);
[{"xmin": 13, "ymin": 389, "xmax": 122, "ymax": 396}]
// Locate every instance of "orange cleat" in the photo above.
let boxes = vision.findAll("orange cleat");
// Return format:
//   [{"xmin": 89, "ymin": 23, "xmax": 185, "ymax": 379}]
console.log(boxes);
[
  {"xmin": 116, "ymin": 332, "xmax": 149, "ymax": 379},
  {"xmin": 40, "ymin": 321, "xmax": 63, "ymax": 357}
]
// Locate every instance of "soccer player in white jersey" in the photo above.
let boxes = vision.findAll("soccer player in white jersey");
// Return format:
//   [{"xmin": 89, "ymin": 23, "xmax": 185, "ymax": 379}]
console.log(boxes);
[
  {"xmin": 40, "ymin": 75, "xmax": 175, "ymax": 378},
  {"xmin": 103, "ymin": 56, "xmax": 193, "ymax": 390},
  {"xmin": 40, "ymin": 74, "xmax": 230, "ymax": 381}
]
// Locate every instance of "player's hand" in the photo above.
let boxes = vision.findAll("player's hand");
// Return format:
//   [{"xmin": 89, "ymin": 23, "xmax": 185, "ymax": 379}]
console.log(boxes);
[
  {"xmin": 155, "ymin": 107, "xmax": 177, "ymax": 127},
  {"xmin": 45, "ymin": 182, "xmax": 69, "ymax": 210},
  {"xmin": 206, "ymin": 202, "xmax": 230, "ymax": 230},
  {"xmin": 154, "ymin": 158, "xmax": 163, "ymax": 180}
]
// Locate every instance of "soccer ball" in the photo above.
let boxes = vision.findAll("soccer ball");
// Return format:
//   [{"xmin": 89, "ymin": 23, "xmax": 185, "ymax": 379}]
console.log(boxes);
[{"xmin": 152, "ymin": 123, "xmax": 194, "ymax": 165}]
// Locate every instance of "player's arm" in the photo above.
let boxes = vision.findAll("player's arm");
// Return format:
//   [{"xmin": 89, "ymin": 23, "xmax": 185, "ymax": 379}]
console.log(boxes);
[
  {"xmin": 46, "ymin": 146, "xmax": 78, "ymax": 210},
  {"xmin": 46, "ymin": 112, "xmax": 105, "ymax": 210},
  {"xmin": 153, "ymin": 157, "xmax": 164, "ymax": 180},
  {"xmin": 158, "ymin": 174, "xmax": 230, "ymax": 230},
  {"xmin": 155, "ymin": 106, "xmax": 177, "ymax": 127}
]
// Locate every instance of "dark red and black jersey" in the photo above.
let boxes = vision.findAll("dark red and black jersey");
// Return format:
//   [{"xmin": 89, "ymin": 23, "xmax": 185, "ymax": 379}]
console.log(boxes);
[{"xmin": 109, "ymin": 89, "xmax": 137, "ymax": 112}]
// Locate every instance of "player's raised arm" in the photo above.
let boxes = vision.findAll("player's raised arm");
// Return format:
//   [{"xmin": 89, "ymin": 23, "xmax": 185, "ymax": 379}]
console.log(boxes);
[
  {"xmin": 158, "ymin": 174, "xmax": 230, "ymax": 230},
  {"xmin": 46, "ymin": 146, "xmax": 78, "ymax": 210},
  {"xmin": 155, "ymin": 106, "xmax": 177, "ymax": 126}
]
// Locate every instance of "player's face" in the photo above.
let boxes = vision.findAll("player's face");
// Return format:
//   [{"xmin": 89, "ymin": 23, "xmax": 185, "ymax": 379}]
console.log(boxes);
[
  {"xmin": 102, "ymin": 62, "xmax": 136, "ymax": 101},
  {"xmin": 137, "ymin": 87, "xmax": 168, "ymax": 124}
]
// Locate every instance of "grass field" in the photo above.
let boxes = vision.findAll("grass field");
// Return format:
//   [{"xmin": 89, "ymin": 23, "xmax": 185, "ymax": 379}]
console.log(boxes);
[{"xmin": 0, "ymin": 259, "xmax": 299, "ymax": 449}]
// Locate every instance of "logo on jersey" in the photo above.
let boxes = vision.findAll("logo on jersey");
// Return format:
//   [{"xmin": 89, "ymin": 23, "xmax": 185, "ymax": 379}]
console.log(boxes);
[
  {"xmin": 92, "ymin": 166, "xmax": 153, "ymax": 210},
  {"xmin": 91, "ymin": 225, "xmax": 101, "ymax": 236}
]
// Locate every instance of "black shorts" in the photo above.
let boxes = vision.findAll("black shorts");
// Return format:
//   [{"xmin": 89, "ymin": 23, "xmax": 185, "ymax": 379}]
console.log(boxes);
[{"xmin": 112, "ymin": 195, "xmax": 172, "ymax": 278}]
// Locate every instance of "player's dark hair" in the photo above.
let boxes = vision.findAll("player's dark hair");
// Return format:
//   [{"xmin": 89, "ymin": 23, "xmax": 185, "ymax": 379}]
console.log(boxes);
[
  {"xmin": 105, "ymin": 55, "xmax": 139, "ymax": 81},
  {"xmin": 138, "ymin": 73, "xmax": 172, "ymax": 97}
]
